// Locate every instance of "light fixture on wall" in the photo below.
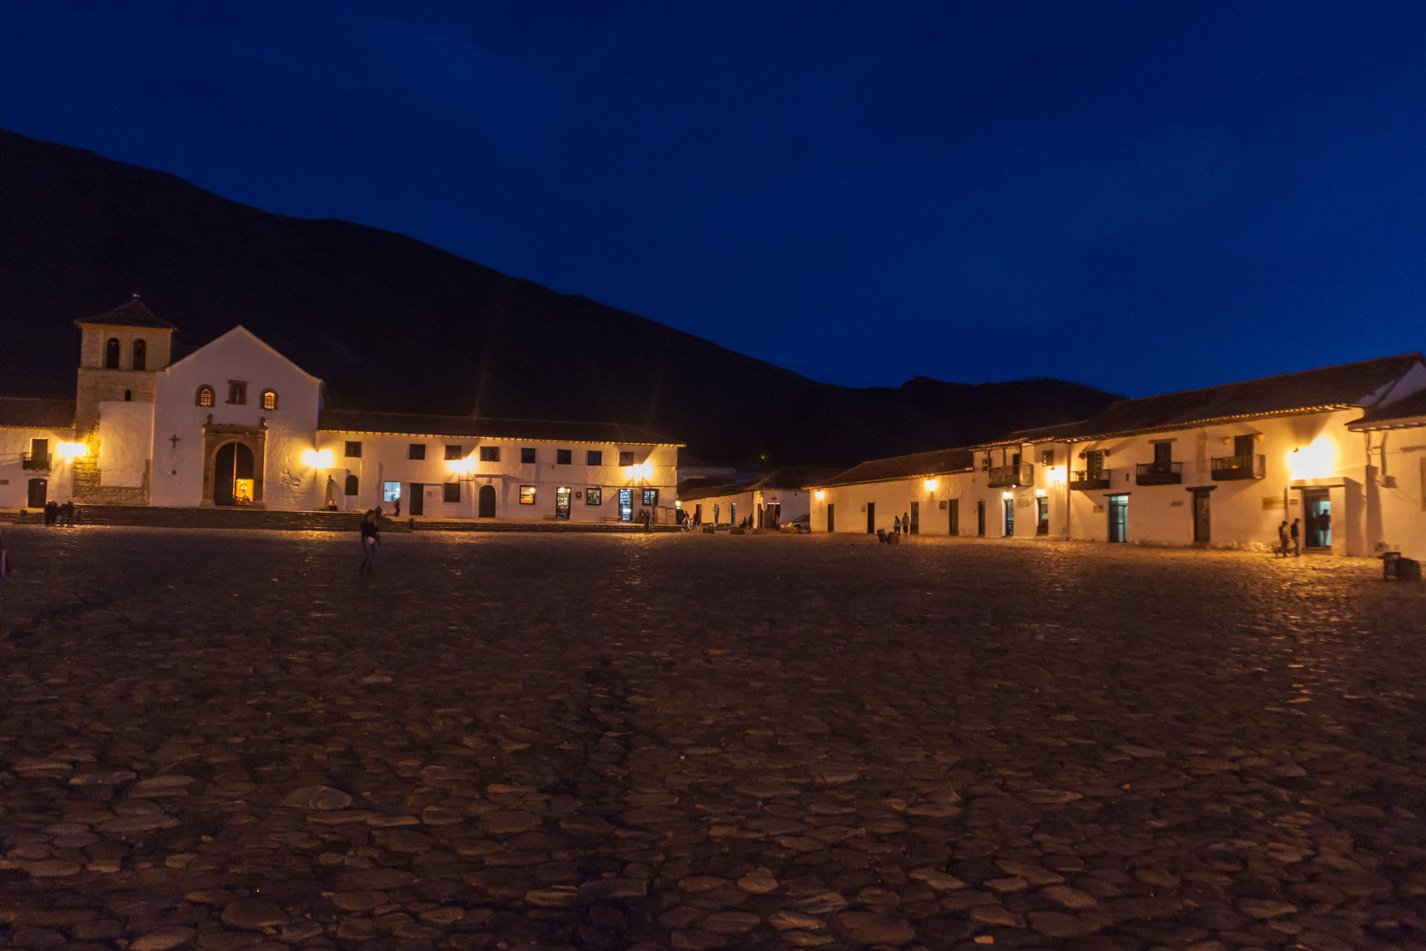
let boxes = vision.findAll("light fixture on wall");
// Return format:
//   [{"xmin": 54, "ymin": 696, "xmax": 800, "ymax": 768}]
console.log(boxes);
[
  {"xmin": 300, "ymin": 448, "xmax": 334, "ymax": 468},
  {"xmin": 55, "ymin": 441, "xmax": 88, "ymax": 460},
  {"xmin": 814, "ymin": 489, "xmax": 825, "ymax": 501},
  {"xmin": 923, "ymin": 478, "xmax": 938, "ymax": 492}
]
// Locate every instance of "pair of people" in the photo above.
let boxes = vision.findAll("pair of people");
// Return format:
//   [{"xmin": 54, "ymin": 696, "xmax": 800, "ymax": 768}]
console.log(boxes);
[
  {"xmin": 892, "ymin": 512, "xmax": 911, "ymax": 535},
  {"xmin": 1277, "ymin": 518, "xmax": 1302, "ymax": 557}
]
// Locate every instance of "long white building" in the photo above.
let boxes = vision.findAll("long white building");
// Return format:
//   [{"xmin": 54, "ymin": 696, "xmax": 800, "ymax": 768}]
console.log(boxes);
[
  {"xmin": 1, "ymin": 300, "xmax": 681, "ymax": 522},
  {"xmin": 808, "ymin": 354, "xmax": 1426, "ymax": 559}
]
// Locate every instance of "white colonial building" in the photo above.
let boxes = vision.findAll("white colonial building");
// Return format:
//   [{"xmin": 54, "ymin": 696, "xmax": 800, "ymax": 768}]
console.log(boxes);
[
  {"xmin": 1, "ymin": 299, "xmax": 681, "ymax": 523},
  {"xmin": 677, "ymin": 468, "xmax": 839, "ymax": 529},
  {"xmin": 809, "ymin": 354, "xmax": 1426, "ymax": 557}
]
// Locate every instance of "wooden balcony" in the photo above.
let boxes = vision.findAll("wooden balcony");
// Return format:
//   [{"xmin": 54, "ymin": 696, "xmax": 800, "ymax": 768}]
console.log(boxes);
[
  {"xmin": 1069, "ymin": 469, "xmax": 1111, "ymax": 490},
  {"xmin": 987, "ymin": 463, "xmax": 1034, "ymax": 488},
  {"xmin": 1135, "ymin": 461, "xmax": 1183, "ymax": 486},
  {"xmin": 1211, "ymin": 453, "xmax": 1265, "ymax": 481},
  {"xmin": 21, "ymin": 452, "xmax": 51, "ymax": 470}
]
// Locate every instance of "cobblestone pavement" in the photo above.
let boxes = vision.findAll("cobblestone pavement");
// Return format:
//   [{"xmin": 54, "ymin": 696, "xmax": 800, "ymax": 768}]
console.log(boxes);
[{"xmin": 1, "ymin": 527, "xmax": 1425, "ymax": 951}]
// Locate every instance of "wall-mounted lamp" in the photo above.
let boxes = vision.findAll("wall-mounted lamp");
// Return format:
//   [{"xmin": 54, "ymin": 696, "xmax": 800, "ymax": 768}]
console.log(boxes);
[
  {"xmin": 923, "ymin": 478, "xmax": 938, "ymax": 492},
  {"xmin": 814, "ymin": 489, "xmax": 826, "ymax": 501},
  {"xmin": 55, "ymin": 441, "xmax": 88, "ymax": 460},
  {"xmin": 300, "ymin": 448, "xmax": 335, "ymax": 468}
]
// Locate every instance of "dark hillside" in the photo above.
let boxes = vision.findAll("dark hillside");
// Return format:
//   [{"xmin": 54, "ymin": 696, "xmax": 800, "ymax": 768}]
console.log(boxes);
[{"xmin": 0, "ymin": 130, "xmax": 1118, "ymax": 465}]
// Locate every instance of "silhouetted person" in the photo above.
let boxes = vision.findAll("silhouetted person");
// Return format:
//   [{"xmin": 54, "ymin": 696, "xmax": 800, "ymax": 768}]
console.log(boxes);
[
  {"xmin": 1277, "ymin": 520, "xmax": 1290, "ymax": 557},
  {"xmin": 893, "ymin": 515, "xmax": 901, "ymax": 535},
  {"xmin": 1290, "ymin": 518, "xmax": 1302, "ymax": 556},
  {"xmin": 902, "ymin": 511, "xmax": 910, "ymax": 535},
  {"xmin": 359, "ymin": 509, "xmax": 381, "ymax": 575},
  {"xmin": 61, "ymin": 501, "xmax": 74, "ymax": 527}
]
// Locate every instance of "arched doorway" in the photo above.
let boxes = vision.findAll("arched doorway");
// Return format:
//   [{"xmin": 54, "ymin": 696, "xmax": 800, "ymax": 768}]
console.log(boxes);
[
  {"xmin": 478, "ymin": 484, "xmax": 496, "ymax": 518},
  {"xmin": 212, "ymin": 442, "xmax": 256, "ymax": 506}
]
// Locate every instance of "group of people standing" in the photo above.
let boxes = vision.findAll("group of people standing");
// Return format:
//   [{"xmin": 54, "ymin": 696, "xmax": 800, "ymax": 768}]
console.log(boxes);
[
  {"xmin": 41, "ymin": 500, "xmax": 75, "ymax": 527},
  {"xmin": 891, "ymin": 511, "xmax": 912, "ymax": 535}
]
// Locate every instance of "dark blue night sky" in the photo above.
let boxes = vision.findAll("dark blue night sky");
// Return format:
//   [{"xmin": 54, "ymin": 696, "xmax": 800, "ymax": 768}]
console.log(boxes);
[{"xmin": 3, "ymin": 2, "xmax": 1424, "ymax": 395}]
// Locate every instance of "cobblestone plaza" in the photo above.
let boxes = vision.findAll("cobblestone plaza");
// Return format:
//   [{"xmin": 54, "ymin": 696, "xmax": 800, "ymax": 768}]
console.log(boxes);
[{"xmin": 1, "ymin": 528, "xmax": 1425, "ymax": 950}]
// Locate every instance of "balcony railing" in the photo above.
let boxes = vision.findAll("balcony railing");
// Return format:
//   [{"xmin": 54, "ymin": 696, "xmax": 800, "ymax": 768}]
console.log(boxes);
[
  {"xmin": 1211, "ymin": 453, "xmax": 1265, "ymax": 481},
  {"xmin": 1135, "ymin": 461, "xmax": 1183, "ymax": 486},
  {"xmin": 1069, "ymin": 469, "xmax": 1111, "ymax": 490},
  {"xmin": 987, "ymin": 463, "xmax": 1034, "ymax": 488},
  {"xmin": 21, "ymin": 452, "xmax": 51, "ymax": 470}
]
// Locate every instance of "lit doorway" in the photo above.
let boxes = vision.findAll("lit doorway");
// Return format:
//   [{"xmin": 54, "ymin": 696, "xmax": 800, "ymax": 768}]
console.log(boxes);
[
  {"xmin": 1003, "ymin": 498, "xmax": 1014, "ymax": 536},
  {"xmin": 1107, "ymin": 494, "xmax": 1128, "ymax": 543},
  {"xmin": 1035, "ymin": 497, "xmax": 1049, "ymax": 535},
  {"xmin": 1303, "ymin": 489, "xmax": 1332, "ymax": 550},
  {"xmin": 555, "ymin": 486, "xmax": 572, "ymax": 519},
  {"xmin": 212, "ymin": 442, "xmax": 255, "ymax": 506}
]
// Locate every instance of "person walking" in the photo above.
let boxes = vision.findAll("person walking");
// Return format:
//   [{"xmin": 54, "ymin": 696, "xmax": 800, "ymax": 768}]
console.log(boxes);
[
  {"xmin": 1276, "ymin": 520, "xmax": 1290, "ymax": 557},
  {"xmin": 1290, "ymin": 517, "xmax": 1302, "ymax": 557},
  {"xmin": 359, "ymin": 509, "xmax": 381, "ymax": 575}
]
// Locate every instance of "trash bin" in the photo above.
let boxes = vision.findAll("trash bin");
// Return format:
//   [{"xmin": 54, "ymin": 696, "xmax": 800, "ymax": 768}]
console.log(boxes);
[
  {"xmin": 1381, "ymin": 551, "xmax": 1401, "ymax": 580},
  {"xmin": 1399, "ymin": 557, "xmax": 1423, "ymax": 582}
]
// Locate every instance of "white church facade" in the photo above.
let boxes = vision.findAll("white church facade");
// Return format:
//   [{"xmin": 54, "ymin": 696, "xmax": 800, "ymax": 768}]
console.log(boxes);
[{"xmin": 0, "ymin": 300, "xmax": 681, "ymax": 523}]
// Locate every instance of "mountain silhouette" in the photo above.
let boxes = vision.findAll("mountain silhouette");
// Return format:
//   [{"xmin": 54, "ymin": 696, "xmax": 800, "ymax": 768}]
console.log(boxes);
[{"xmin": 0, "ymin": 129, "xmax": 1118, "ymax": 466}]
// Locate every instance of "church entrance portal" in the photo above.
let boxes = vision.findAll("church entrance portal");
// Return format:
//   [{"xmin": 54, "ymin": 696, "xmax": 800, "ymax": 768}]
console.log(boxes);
[{"xmin": 212, "ymin": 442, "xmax": 256, "ymax": 506}]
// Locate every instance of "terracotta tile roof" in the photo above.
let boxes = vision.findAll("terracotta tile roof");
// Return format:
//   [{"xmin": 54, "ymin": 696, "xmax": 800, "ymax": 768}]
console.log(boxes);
[
  {"xmin": 1004, "ymin": 353, "xmax": 1426, "ymax": 444},
  {"xmin": 815, "ymin": 447, "xmax": 975, "ymax": 488},
  {"xmin": 73, "ymin": 297, "xmax": 177, "ymax": 330},
  {"xmin": 318, "ymin": 409, "xmax": 680, "ymax": 445},
  {"xmin": 1349, "ymin": 387, "xmax": 1426, "ymax": 430},
  {"xmin": 0, "ymin": 397, "xmax": 76, "ymax": 429}
]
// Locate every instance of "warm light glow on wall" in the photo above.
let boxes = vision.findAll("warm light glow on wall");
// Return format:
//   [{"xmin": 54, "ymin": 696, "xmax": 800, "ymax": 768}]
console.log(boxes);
[
  {"xmin": 1287, "ymin": 437, "xmax": 1336, "ymax": 480},
  {"xmin": 814, "ymin": 489, "xmax": 825, "ymax": 501},
  {"xmin": 55, "ymin": 441, "xmax": 88, "ymax": 460},
  {"xmin": 1047, "ymin": 465, "xmax": 1066, "ymax": 485},
  {"xmin": 447, "ymin": 456, "xmax": 476, "ymax": 475},
  {"xmin": 923, "ymin": 478, "xmax": 938, "ymax": 492},
  {"xmin": 1034, "ymin": 488, "xmax": 1047, "ymax": 497},
  {"xmin": 625, "ymin": 461, "xmax": 655, "ymax": 480},
  {"xmin": 1002, "ymin": 491, "xmax": 1013, "ymax": 500},
  {"xmin": 300, "ymin": 448, "xmax": 335, "ymax": 468}
]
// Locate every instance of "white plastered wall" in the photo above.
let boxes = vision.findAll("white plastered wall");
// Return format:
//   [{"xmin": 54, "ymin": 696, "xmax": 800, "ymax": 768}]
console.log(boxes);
[
  {"xmin": 97, "ymin": 401, "xmax": 154, "ymax": 487},
  {"xmin": 314, "ymin": 433, "xmax": 679, "ymax": 522},
  {"xmin": 150, "ymin": 328, "xmax": 322, "ymax": 509}
]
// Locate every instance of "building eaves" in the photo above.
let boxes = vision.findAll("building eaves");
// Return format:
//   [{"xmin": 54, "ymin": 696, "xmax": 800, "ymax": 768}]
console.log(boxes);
[
  {"xmin": 319, "ymin": 409, "xmax": 681, "ymax": 445},
  {"xmin": 992, "ymin": 354, "xmax": 1426, "ymax": 447},
  {"xmin": 0, "ymin": 397, "xmax": 77, "ymax": 429},
  {"xmin": 73, "ymin": 297, "xmax": 177, "ymax": 330},
  {"xmin": 813, "ymin": 447, "xmax": 975, "ymax": 488},
  {"xmin": 1348, "ymin": 387, "xmax": 1426, "ymax": 431}
]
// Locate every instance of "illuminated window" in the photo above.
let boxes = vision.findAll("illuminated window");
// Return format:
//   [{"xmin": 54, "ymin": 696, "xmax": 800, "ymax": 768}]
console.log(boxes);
[
  {"xmin": 444, "ymin": 444, "xmax": 464, "ymax": 460},
  {"xmin": 556, "ymin": 449, "xmax": 572, "ymax": 465},
  {"xmin": 344, "ymin": 441, "xmax": 362, "ymax": 458},
  {"xmin": 383, "ymin": 481, "xmax": 402, "ymax": 503},
  {"xmin": 618, "ymin": 451, "xmax": 634, "ymax": 467},
  {"xmin": 132, "ymin": 339, "xmax": 147, "ymax": 371},
  {"xmin": 443, "ymin": 483, "xmax": 460, "ymax": 503},
  {"xmin": 586, "ymin": 450, "xmax": 602, "ymax": 466},
  {"xmin": 1041, "ymin": 449, "xmax": 1055, "ymax": 467},
  {"xmin": 408, "ymin": 443, "xmax": 425, "ymax": 460},
  {"xmin": 104, "ymin": 338, "xmax": 120, "ymax": 369},
  {"xmin": 344, "ymin": 474, "xmax": 359, "ymax": 495},
  {"xmin": 519, "ymin": 485, "xmax": 536, "ymax": 505},
  {"xmin": 226, "ymin": 381, "xmax": 247, "ymax": 405},
  {"xmin": 479, "ymin": 446, "xmax": 501, "ymax": 462},
  {"xmin": 261, "ymin": 390, "xmax": 278, "ymax": 411},
  {"xmin": 196, "ymin": 385, "xmax": 215, "ymax": 407},
  {"xmin": 521, "ymin": 447, "xmax": 536, "ymax": 464},
  {"xmin": 642, "ymin": 488, "xmax": 659, "ymax": 506},
  {"xmin": 586, "ymin": 487, "xmax": 602, "ymax": 506}
]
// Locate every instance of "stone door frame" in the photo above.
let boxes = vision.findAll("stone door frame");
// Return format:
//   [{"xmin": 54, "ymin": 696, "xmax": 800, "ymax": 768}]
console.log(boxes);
[{"xmin": 202, "ymin": 424, "xmax": 268, "ymax": 507}]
